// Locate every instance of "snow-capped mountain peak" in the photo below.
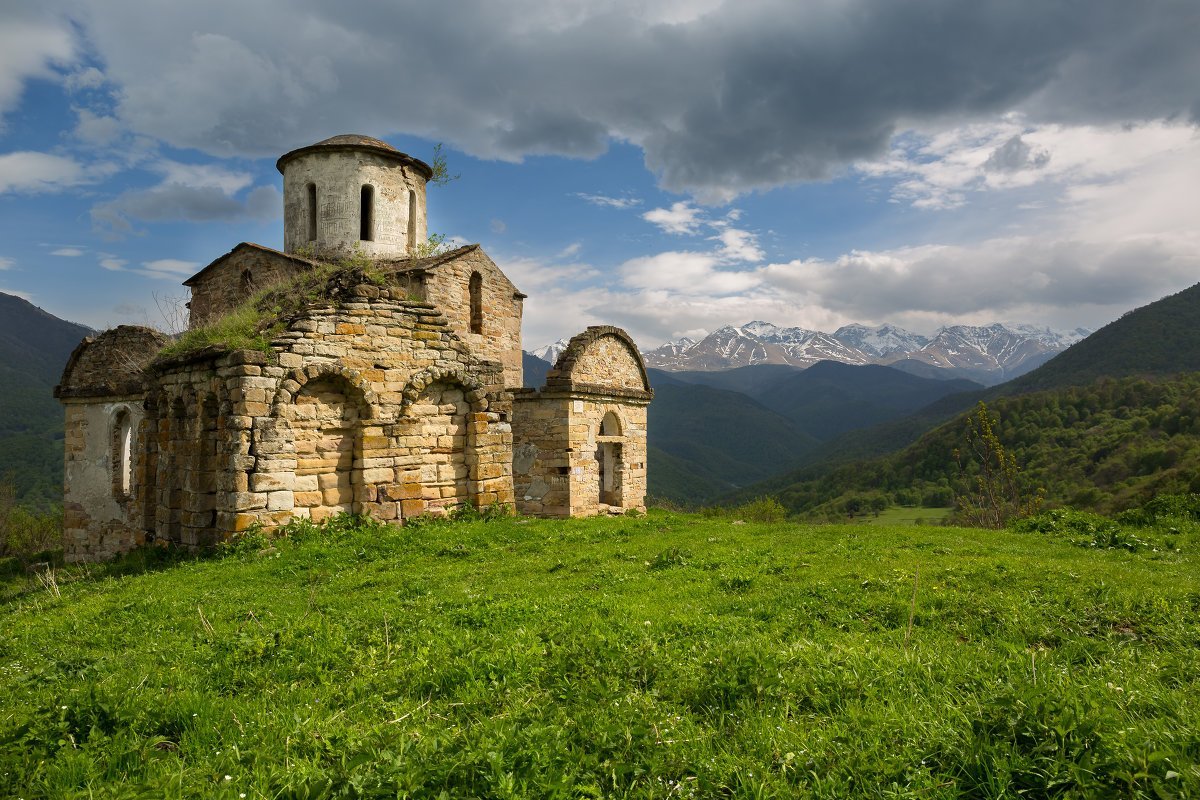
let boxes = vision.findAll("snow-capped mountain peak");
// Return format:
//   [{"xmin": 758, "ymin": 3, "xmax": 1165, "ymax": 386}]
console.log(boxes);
[
  {"xmin": 1000, "ymin": 322, "xmax": 1092, "ymax": 348},
  {"xmin": 529, "ymin": 337, "xmax": 572, "ymax": 365},
  {"xmin": 832, "ymin": 323, "xmax": 929, "ymax": 358},
  {"xmin": 741, "ymin": 320, "xmax": 781, "ymax": 338},
  {"xmin": 639, "ymin": 319, "xmax": 1090, "ymax": 384}
]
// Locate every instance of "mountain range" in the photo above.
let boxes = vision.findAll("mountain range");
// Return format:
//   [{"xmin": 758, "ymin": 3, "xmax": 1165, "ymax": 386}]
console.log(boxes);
[
  {"xmin": 524, "ymin": 350, "xmax": 987, "ymax": 502},
  {"xmin": 722, "ymin": 280, "xmax": 1200, "ymax": 516},
  {"xmin": 532, "ymin": 321, "xmax": 1090, "ymax": 386}
]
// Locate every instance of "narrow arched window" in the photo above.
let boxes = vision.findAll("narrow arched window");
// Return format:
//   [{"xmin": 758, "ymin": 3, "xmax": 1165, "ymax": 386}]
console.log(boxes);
[
  {"xmin": 600, "ymin": 411, "xmax": 622, "ymax": 437},
  {"xmin": 306, "ymin": 182, "xmax": 317, "ymax": 241},
  {"xmin": 360, "ymin": 184, "xmax": 374, "ymax": 241},
  {"xmin": 407, "ymin": 189, "xmax": 417, "ymax": 254},
  {"xmin": 112, "ymin": 409, "xmax": 134, "ymax": 499},
  {"xmin": 469, "ymin": 271, "xmax": 483, "ymax": 334}
]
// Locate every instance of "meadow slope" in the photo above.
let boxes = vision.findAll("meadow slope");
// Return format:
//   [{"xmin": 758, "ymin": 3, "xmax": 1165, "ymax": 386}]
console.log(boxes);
[{"xmin": 2, "ymin": 512, "xmax": 1198, "ymax": 798}]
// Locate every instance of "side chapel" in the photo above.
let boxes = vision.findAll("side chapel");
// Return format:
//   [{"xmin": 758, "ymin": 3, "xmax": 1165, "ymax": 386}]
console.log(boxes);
[{"xmin": 55, "ymin": 135, "xmax": 652, "ymax": 562}]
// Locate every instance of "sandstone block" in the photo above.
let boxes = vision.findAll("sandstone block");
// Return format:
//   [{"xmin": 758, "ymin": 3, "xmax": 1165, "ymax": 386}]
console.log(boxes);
[
  {"xmin": 323, "ymin": 486, "xmax": 354, "ymax": 505},
  {"xmin": 294, "ymin": 475, "xmax": 319, "ymax": 492},
  {"xmin": 267, "ymin": 491, "xmax": 294, "ymax": 511},
  {"xmin": 292, "ymin": 489, "xmax": 322, "ymax": 507},
  {"xmin": 250, "ymin": 472, "xmax": 293, "ymax": 492},
  {"xmin": 225, "ymin": 491, "xmax": 265, "ymax": 510},
  {"xmin": 361, "ymin": 467, "xmax": 393, "ymax": 484}
]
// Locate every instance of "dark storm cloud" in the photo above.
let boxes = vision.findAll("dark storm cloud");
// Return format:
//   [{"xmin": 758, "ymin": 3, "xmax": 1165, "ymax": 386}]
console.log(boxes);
[{"xmin": 70, "ymin": 0, "xmax": 1200, "ymax": 197}]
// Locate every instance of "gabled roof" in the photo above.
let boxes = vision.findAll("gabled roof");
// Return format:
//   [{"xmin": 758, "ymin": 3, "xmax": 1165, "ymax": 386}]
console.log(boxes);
[
  {"xmin": 379, "ymin": 244, "xmax": 528, "ymax": 299},
  {"xmin": 182, "ymin": 242, "xmax": 318, "ymax": 287},
  {"xmin": 376, "ymin": 243, "xmax": 481, "ymax": 273},
  {"xmin": 182, "ymin": 242, "xmax": 527, "ymax": 300},
  {"xmin": 276, "ymin": 134, "xmax": 434, "ymax": 180}
]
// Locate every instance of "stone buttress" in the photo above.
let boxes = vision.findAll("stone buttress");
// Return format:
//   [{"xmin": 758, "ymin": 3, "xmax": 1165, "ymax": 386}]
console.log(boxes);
[
  {"xmin": 513, "ymin": 326, "xmax": 652, "ymax": 517},
  {"xmin": 55, "ymin": 326, "xmax": 167, "ymax": 562}
]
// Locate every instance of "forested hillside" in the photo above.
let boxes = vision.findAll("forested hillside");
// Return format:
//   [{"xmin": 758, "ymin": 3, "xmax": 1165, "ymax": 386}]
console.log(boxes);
[
  {"xmin": 0, "ymin": 293, "xmax": 92, "ymax": 507},
  {"xmin": 647, "ymin": 382, "xmax": 818, "ymax": 502},
  {"xmin": 762, "ymin": 280, "xmax": 1200, "ymax": 481},
  {"xmin": 523, "ymin": 355, "xmax": 819, "ymax": 504},
  {"xmin": 731, "ymin": 374, "xmax": 1200, "ymax": 518},
  {"xmin": 753, "ymin": 361, "xmax": 980, "ymax": 440},
  {"xmin": 1009, "ymin": 281, "xmax": 1200, "ymax": 392}
]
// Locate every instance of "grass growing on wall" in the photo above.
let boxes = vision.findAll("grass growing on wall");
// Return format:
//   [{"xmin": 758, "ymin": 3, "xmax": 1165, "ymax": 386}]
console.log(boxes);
[
  {"xmin": 2, "ymin": 511, "xmax": 1199, "ymax": 797},
  {"xmin": 156, "ymin": 254, "xmax": 391, "ymax": 361},
  {"xmin": 157, "ymin": 303, "xmax": 283, "ymax": 358}
]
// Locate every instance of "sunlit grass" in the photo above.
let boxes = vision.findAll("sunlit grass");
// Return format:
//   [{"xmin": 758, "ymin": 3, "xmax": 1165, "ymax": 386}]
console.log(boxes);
[
  {"xmin": 1, "ymin": 511, "xmax": 1198, "ymax": 797},
  {"xmin": 865, "ymin": 506, "xmax": 954, "ymax": 526}
]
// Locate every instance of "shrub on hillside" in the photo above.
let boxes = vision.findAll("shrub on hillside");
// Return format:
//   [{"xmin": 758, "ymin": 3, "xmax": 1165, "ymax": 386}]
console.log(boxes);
[
  {"xmin": 954, "ymin": 402, "xmax": 1044, "ymax": 528},
  {"xmin": 735, "ymin": 496, "xmax": 789, "ymax": 523},
  {"xmin": 0, "ymin": 480, "xmax": 62, "ymax": 561},
  {"xmin": 1116, "ymin": 493, "xmax": 1200, "ymax": 527},
  {"xmin": 1010, "ymin": 508, "xmax": 1151, "ymax": 552}
]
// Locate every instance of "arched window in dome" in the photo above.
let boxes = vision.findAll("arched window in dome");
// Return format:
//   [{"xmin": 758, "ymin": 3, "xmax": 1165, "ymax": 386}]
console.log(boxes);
[
  {"xmin": 306, "ymin": 183, "xmax": 318, "ymax": 241},
  {"xmin": 360, "ymin": 184, "xmax": 375, "ymax": 241},
  {"xmin": 407, "ymin": 189, "xmax": 417, "ymax": 253}
]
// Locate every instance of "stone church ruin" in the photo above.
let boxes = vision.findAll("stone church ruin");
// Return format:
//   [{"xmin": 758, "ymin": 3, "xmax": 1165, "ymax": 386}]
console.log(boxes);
[{"xmin": 56, "ymin": 135, "xmax": 651, "ymax": 562}]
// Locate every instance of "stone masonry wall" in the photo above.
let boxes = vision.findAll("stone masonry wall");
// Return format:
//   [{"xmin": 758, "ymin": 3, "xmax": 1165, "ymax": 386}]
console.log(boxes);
[
  {"xmin": 565, "ymin": 395, "xmax": 649, "ymax": 516},
  {"xmin": 512, "ymin": 391, "xmax": 573, "ymax": 517},
  {"xmin": 421, "ymin": 247, "xmax": 524, "ymax": 390},
  {"xmin": 157, "ymin": 288, "xmax": 516, "ymax": 539},
  {"xmin": 512, "ymin": 391, "xmax": 649, "ymax": 516},
  {"xmin": 146, "ymin": 355, "xmax": 232, "ymax": 549}
]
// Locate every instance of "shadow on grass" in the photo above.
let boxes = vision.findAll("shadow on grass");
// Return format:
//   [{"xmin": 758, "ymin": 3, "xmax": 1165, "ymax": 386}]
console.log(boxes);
[{"xmin": 0, "ymin": 542, "xmax": 218, "ymax": 605}]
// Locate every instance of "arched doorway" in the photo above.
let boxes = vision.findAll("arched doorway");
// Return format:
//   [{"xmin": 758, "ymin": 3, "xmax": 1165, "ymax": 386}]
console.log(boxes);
[
  {"xmin": 596, "ymin": 411, "xmax": 623, "ymax": 506},
  {"xmin": 286, "ymin": 377, "xmax": 361, "ymax": 521}
]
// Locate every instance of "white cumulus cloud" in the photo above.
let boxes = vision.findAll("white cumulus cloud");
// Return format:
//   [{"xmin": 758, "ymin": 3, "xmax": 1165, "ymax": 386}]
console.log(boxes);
[{"xmin": 0, "ymin": 151, "xmax": 87, "ymax": 193}]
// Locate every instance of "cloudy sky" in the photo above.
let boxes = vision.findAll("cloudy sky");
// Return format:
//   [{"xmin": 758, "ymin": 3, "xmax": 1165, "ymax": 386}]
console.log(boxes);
[{"xmin": 1, "ymin": 0, "xmax": 1198, "ymax": 349}]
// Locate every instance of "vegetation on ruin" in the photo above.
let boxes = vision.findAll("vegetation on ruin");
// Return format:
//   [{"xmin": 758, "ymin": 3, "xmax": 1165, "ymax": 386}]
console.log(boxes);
[
  {"xmin": 2, "ymin": 508, "xmax": 1199, "ymax": 797},
  {"xmin": 409, "ymin": 231, "xmax": 452, "ymax": 258},
  {"xmin": 156, "ymin": 254, "xmax": 391, "ymax": 363},
  {"xmin": 428, "ymin": 143, "xmax": 460, "ymax": 187}
]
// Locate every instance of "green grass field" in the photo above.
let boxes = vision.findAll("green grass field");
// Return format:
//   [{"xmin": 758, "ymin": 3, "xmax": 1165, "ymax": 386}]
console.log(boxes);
[
  {"xmin": 2, "ymin": 511, "xmax": 1198, "ymax": 798},
  {"xmin": 864, "ymin": 507, "xmax": 954, "ymax": 526}
]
